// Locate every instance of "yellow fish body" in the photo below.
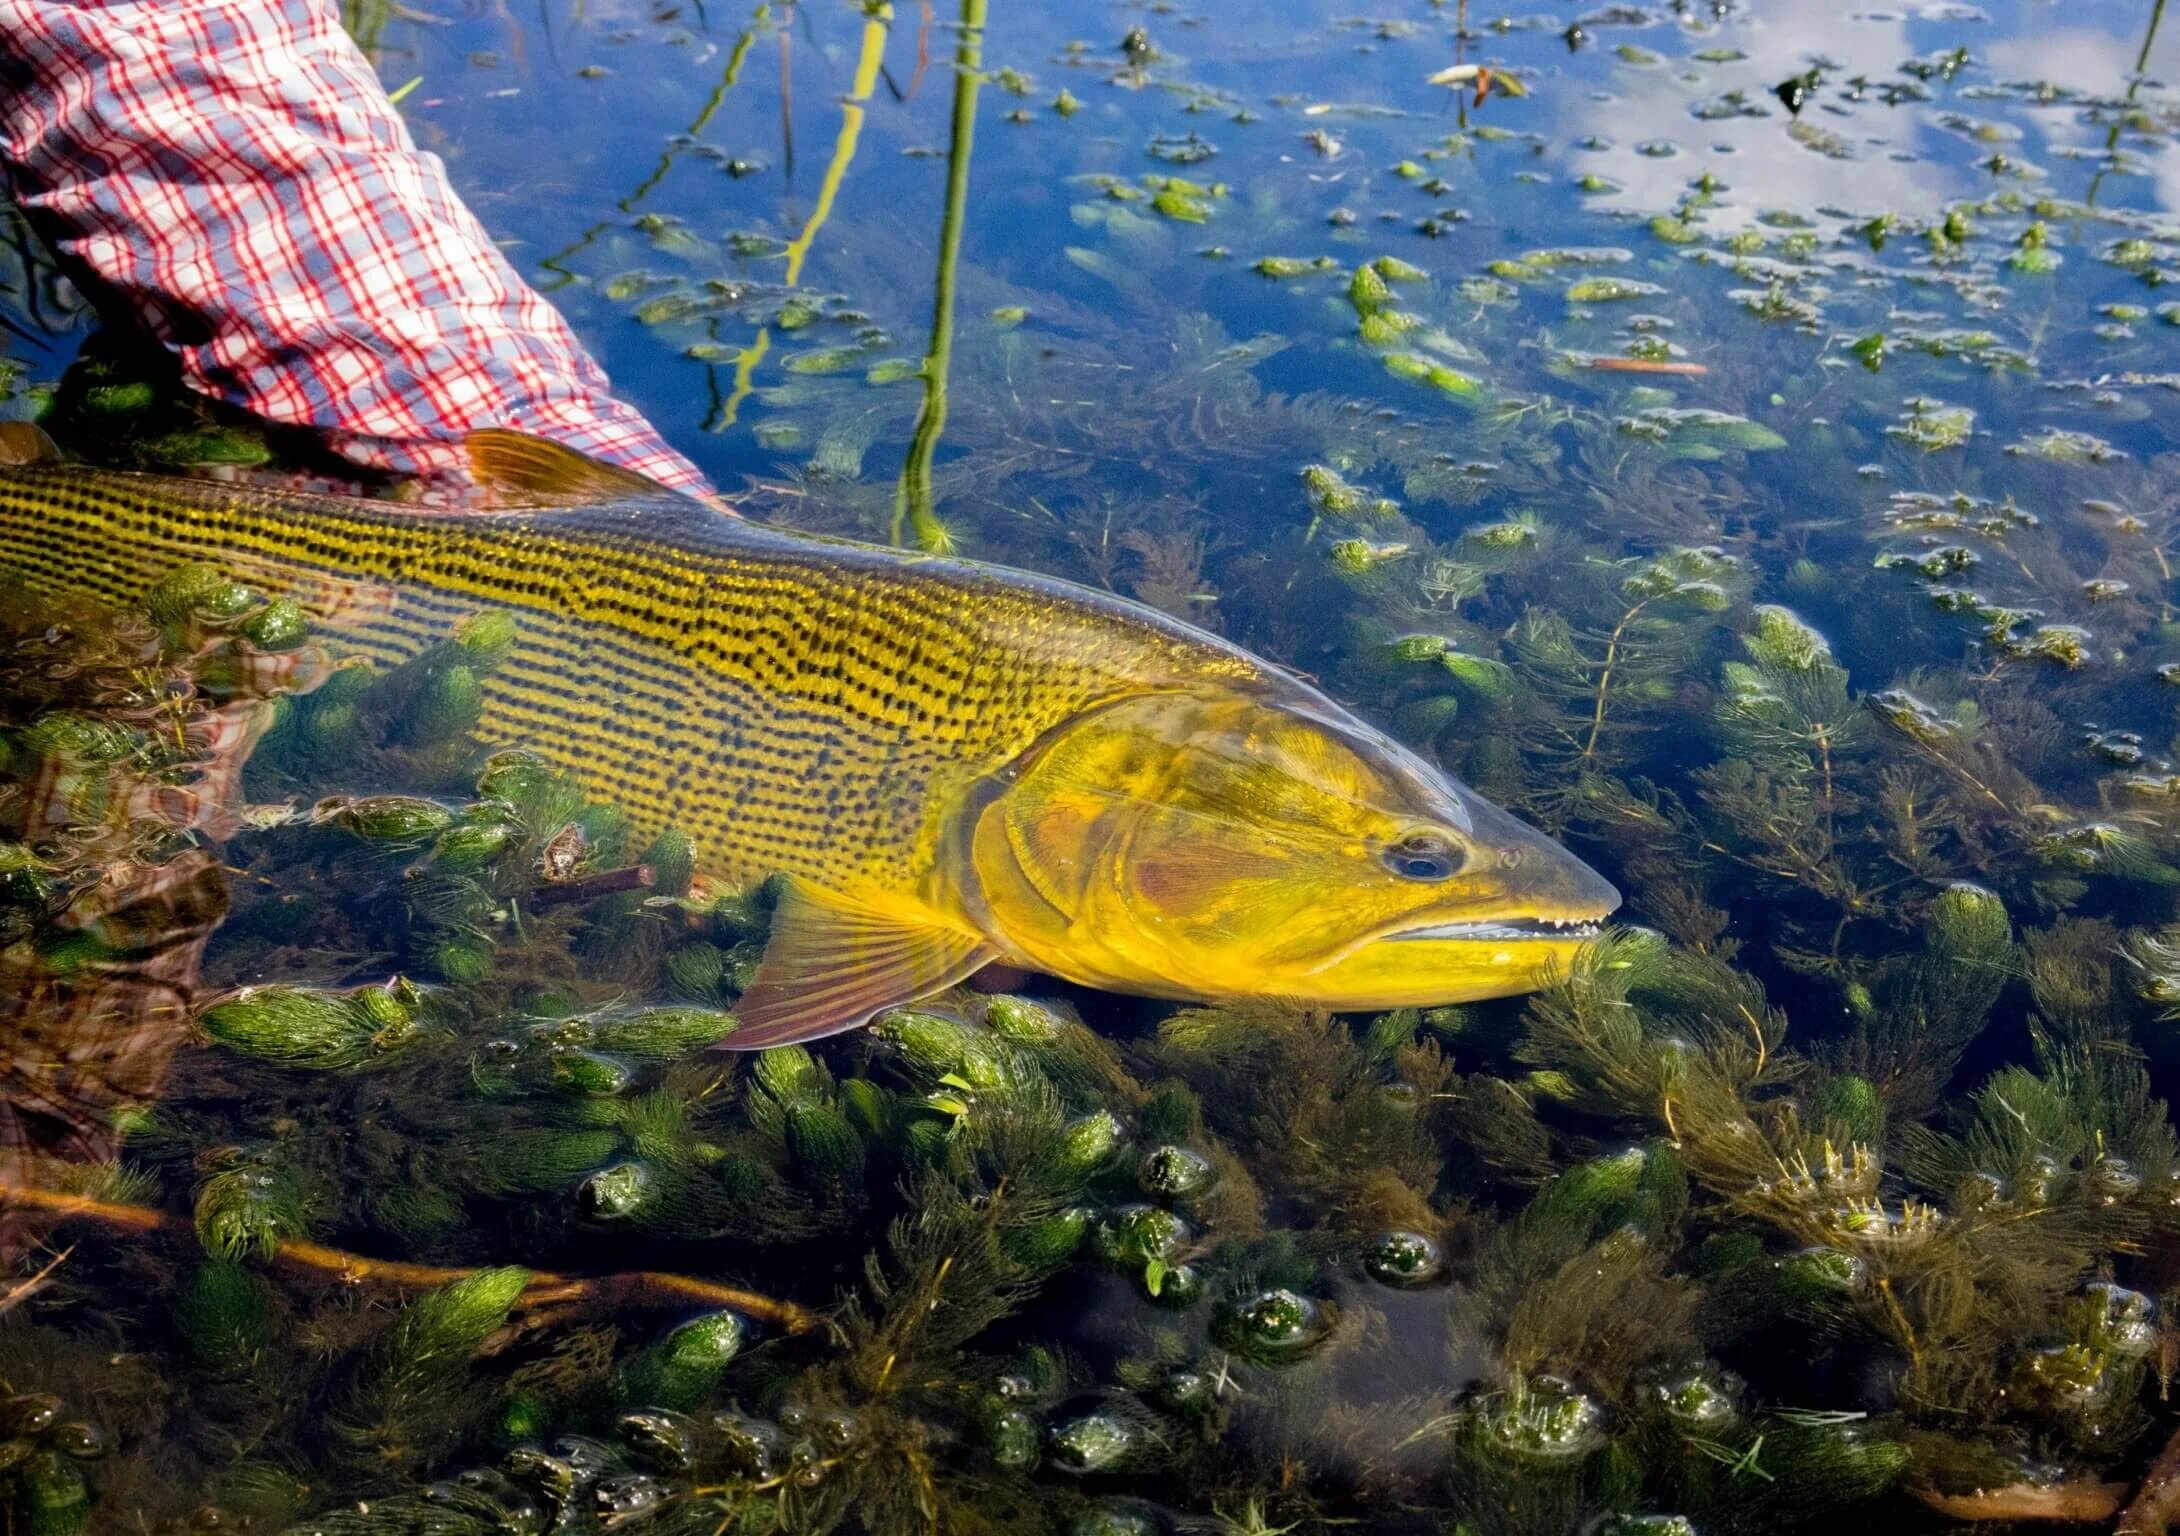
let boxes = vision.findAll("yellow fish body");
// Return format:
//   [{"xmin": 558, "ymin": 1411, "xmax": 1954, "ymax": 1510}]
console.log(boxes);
[{"xmin": 0, "ymin": 431, "xmax": 1617, "ymax": 1046}]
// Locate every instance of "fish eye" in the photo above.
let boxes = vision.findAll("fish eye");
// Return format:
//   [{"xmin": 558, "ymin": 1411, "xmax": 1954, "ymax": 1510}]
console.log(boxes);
[{"xmin": 1383, "ymin": 828, "xmax": 1461, "ymax": 882}]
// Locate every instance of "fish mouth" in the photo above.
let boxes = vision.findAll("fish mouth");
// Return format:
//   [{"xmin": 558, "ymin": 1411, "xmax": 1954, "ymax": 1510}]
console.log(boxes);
[{"xmin": 1384, "ymin": 913, "xmax": 1610, "ymax": 944}]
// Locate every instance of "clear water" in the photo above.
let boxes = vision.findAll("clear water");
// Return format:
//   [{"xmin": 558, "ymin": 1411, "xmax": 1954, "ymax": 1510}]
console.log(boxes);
[{"xmin": 1, "ymin": 1, "xmax": 2179, "ymax": 1531}]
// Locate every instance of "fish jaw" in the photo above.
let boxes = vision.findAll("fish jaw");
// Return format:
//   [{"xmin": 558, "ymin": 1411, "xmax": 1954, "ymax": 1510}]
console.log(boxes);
[
  {"xmin": 1280, "ymin": 831, "xmax": 1621, "ymax": 1007},
  {"xmin": 1276, "ymin": 910, "xmax": 1613, "ymax": 1009}
]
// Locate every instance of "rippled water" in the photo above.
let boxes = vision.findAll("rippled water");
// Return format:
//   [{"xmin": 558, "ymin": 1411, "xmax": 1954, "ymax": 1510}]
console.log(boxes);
[{"xmin": 1, "ymin": 1, "xmax": 2179, "ymax": 1532}]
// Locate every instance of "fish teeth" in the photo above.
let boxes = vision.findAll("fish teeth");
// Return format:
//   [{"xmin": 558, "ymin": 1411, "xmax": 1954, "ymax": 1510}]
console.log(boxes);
[{"xmin": 1390, "ymin": 915, "xmax": 1607, "ymax": 943}]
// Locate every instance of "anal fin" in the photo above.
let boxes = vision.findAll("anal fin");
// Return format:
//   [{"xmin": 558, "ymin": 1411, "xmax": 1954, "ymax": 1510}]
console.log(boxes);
[{"xmin": 725, "ymin": 878, "xmax": 998, "ymax": 1050}]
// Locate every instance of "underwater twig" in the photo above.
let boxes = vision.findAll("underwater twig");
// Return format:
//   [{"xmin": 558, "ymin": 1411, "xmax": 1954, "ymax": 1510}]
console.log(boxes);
[
  {"xmin": 1905, "ymin": 1480, "xmax": 2126, "ymax": 1523},
  {"xmin": 0, "ymin": 1184, "xmax": 821, "ymax": 1333},
  {"xmin": 0, "ymin": 1245, "xmax": 72, "ymax": 1319},
  {"xmin": 2120, "ymin": 1417, "xmax": 2180, "ymax": 1534},
  {"xmin": 1587, "ymin": 358, "xmax": 1709, "ymax": 376},
  {"xmin": 528, "ymin": 862, "xmax": 656, "ymax": 909}
]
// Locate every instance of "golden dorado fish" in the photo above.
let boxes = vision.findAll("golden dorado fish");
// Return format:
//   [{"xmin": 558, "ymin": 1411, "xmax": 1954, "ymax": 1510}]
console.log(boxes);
[{"xmin": 0, "ymin": 428, "xmax": 1618, "ymax": 1047}]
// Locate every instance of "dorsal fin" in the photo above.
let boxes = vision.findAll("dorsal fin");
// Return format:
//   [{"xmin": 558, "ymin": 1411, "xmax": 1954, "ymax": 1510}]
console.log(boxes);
[
  {"xmin": 465, "ymin": 429, "xmax": 670, "ymax": 503},
  {"xmin": 0, "ymin": 422, "xmax": 61, "ymax": 466}
]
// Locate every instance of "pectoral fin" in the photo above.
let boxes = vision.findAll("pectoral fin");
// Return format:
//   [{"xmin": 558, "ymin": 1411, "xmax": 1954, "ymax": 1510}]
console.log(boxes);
[{"xmin": 725, "ymin": 879, "xmax": 999, "ymax": 1050}]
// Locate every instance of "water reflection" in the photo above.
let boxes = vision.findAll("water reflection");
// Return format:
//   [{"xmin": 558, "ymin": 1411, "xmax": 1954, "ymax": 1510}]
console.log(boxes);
[
  {"xmin": 537, "ymin": 2, "xmax": 776, "ymax": 289},
  {"xmin": 304, "ymin": 0, "xmax": 2175, "ymax": 557},
  {"xmin": 2085, "ymin": 0, "xmax": 2171, "ymax": 206},
  {"xmin": 0, "ymin": 586, "xmax": 327, "ymax": 1221}
]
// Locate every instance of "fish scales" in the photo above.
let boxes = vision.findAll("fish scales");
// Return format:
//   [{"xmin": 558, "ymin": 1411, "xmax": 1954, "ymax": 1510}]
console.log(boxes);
[{"xmin": 0, "ymin": 465, "xmax": 1262, "ymax": 890}]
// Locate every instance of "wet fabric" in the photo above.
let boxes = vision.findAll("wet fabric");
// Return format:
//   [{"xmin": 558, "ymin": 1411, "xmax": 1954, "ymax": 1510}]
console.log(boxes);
[{"xmin": 0, "ymin": 0, "xmax": 710, "ymax": 493}]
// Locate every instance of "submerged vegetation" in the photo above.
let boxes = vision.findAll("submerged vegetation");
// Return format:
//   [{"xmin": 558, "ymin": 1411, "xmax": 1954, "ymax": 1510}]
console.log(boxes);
[
  {"xmin": 13, "ymin": 508, "xmax": 2180, "ymax": 1534},
  {"xmin": 2, "ymin": 0, "xmax": 2180, "ymax": 1531}
]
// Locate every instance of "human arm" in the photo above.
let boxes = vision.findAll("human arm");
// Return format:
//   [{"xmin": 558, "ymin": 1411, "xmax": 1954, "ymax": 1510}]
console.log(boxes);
[{"xmin": 0, "ymin": 0, "xmax": 709, "ymax": 496}]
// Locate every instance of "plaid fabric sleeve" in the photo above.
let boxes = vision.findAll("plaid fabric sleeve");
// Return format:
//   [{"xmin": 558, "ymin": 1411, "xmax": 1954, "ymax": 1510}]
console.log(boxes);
[{"xmin": 0, "ymin": 0, "xmax": 712, "ymax": 495}]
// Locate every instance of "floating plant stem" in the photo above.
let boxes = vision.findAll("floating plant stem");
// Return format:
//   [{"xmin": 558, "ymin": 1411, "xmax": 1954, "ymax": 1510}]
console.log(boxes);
[
  {"xmin": 891, "ymin": 0, "xmax": 985, "ymax": 552},
  {"xmin": 1587, "ymin": 357, "xmax": 1708, "ymax": 376},
  {"xmin": 784, "ymin": 8, "xmax": 889, "ymax": 288},
  {"xmin": 713, "ymin": 328, "xmax": 772, "ymax": 431},
  {"xmin": 340, "ymin": 0, "xmax": 396, "ymax": 58},
  {"xmin": 623, "ymin": 6, "xmax": 771, "ymax": 209},
  {"xmin": 778, "ymin": 14, "xmax": 795, "ymax": 180},
  {"xmin": 683, "ymin": 6, "xmax": 770, "ymax": 145},
  {"xmin": 908, "ymin": 0, "xmax": 934, "ymax": 98}
]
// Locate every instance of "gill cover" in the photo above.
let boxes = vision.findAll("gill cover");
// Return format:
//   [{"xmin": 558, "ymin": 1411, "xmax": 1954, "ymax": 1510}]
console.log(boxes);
[{"xmin": 965, "ymin": 688, "xmax": 1579, "ymax": 1003}]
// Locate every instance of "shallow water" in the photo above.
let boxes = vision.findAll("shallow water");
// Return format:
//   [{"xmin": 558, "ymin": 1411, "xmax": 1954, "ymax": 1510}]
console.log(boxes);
[{"xmin": 2, "ymin": 1, "xmax": 2180, "ymax": 1532}]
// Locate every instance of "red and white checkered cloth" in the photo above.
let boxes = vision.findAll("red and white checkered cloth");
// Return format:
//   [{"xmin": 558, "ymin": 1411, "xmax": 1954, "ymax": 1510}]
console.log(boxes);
[{"xmin": 0, "ymin": 0, "xmax": 711, "ymax": 494}]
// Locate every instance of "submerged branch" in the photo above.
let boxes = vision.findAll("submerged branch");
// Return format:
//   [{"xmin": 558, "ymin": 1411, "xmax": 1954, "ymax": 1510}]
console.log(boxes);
[
  {"xmin": 529, "ymin": 862, "xmax": 656, "ymax": 908},
  {"xmin": 2119, "ymin": 1417, "xmax": 2180, "ymax": 1535},
  {"xmin": 0, "ymin": 1245, "xmax": 72, "ymax": 1319},
  {"xmin": 0, "ymin": 1183, "xmax": 820, "ymax": 1334},
  {"xmin": 1905, "ymin": 1480, "xmax": 2126, "ymax": 1523}
]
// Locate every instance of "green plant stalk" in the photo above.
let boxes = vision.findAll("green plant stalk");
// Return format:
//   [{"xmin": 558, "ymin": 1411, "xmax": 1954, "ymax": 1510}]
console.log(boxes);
[
  {"xmin": 891, "ymin": 0, "xmax": 986, "ymax": 551},
  {"xmin": 1580, "ymin": 596, "xmax": 1653, "ymax": 765}
]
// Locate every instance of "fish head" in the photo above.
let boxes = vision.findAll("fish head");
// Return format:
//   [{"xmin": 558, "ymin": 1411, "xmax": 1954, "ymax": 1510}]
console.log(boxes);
[{"xmin": 963, "ymin": 688, "xmax": 1619, "ymax": 1008}]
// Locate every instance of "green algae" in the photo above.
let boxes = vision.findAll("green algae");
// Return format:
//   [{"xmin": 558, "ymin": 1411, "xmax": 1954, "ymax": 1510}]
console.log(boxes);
[
  {"xmin": 1251, "ymin": 255, "xmax": 1337, "ymax": 280},
  {"xmin": 1615, "ymin": 407, "xmax": 1786, "ymax": 458},
  {"xmin": 1382, "ymin": 350, "xmax": 1484, "ymax": 401},
  {"xmin": 1566, "ymin": 277, "xmax": 1664, "ymax": 306},
  {"xmin": 1885, "ymin": 398, "xmax": 1976, "ymax": 452}
]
